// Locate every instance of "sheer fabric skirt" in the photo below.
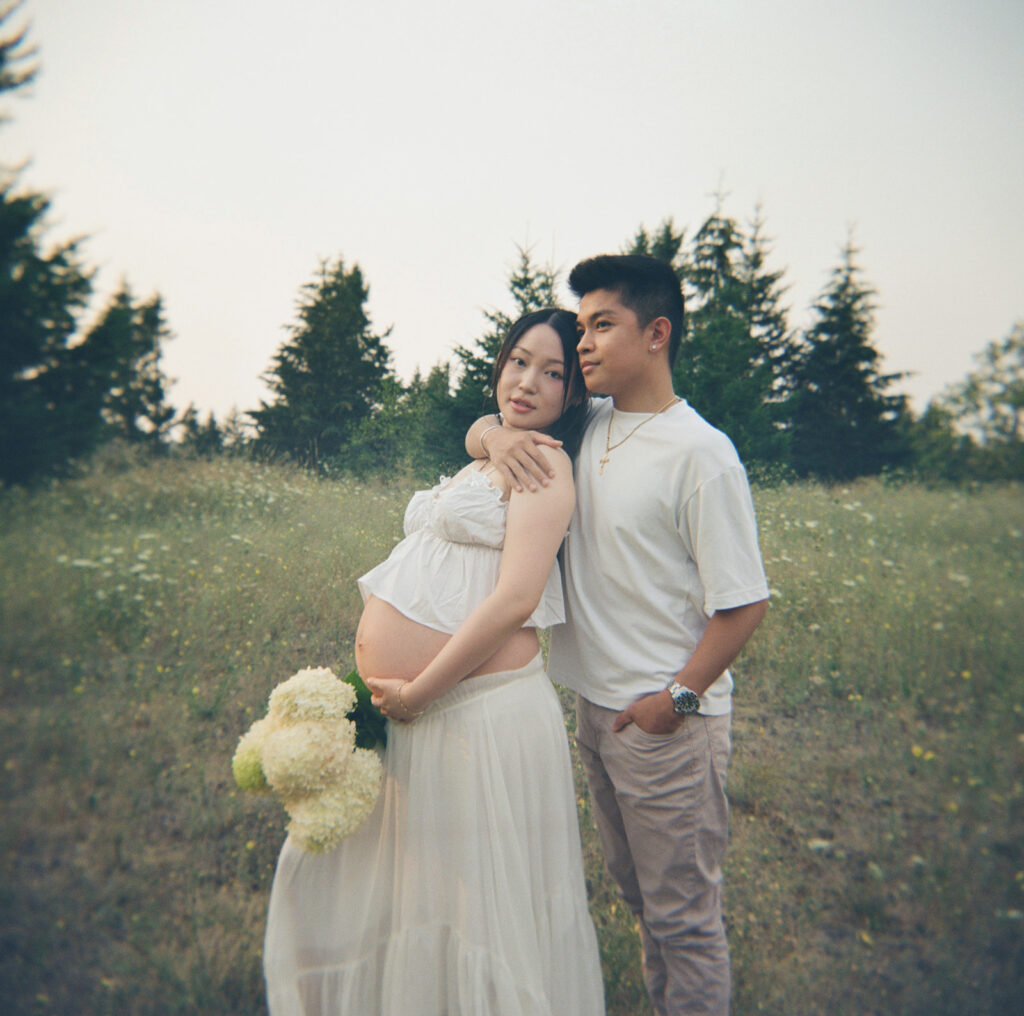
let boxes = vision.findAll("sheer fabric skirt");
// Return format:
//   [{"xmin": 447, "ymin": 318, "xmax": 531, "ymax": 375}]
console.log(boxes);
[{"xmin": 263, "ymin": 655, "xmax": 606, "ymax": 1015}]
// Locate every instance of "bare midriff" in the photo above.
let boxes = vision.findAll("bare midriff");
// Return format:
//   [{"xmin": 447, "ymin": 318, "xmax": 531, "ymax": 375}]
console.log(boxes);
[{"xmin": 355, "ymin": 595, "xmax": 541, "ymax": 684}]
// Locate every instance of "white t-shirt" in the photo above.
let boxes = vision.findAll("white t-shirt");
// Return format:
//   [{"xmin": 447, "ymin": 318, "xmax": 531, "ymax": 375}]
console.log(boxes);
[{"xmin": 548, "ymin": 398, "xmax": 769, "ymax": 715}]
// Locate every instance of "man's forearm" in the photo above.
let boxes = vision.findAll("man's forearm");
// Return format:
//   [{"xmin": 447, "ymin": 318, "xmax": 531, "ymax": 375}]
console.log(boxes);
[{"xmin": 674, "ymin": 599, "xmax": 768, "ymax": 697}]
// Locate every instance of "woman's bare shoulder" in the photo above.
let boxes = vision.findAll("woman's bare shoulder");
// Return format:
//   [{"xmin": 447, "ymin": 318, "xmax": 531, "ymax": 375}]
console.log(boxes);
[
  {"xmin": 545, "ymin": 446, "xmax": 574, "ymax": 483},
  {"xmin": 508, "ymin": 447, "xmax": 574, "ymax": 512}
]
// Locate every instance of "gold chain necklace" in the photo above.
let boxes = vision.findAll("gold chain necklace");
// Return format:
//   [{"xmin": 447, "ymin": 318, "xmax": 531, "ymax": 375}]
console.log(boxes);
[{"xmin": 599, "ymin": 396, "xmax": 680, "ymax": 475}]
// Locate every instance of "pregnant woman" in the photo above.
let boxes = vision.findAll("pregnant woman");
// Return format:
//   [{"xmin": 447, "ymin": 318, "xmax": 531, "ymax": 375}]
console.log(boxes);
[{"xmin": 263, "ymin": 308, "xmax": 605, "ymax": 1016}]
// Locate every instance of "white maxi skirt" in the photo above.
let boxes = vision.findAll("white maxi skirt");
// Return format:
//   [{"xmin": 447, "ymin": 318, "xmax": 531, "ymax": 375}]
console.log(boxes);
[{"xmin": 263, "ymin": 654, "xmax": 606, "ymax": 1015}]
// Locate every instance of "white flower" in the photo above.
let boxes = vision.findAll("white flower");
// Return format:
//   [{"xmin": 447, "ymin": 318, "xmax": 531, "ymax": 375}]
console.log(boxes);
[
  {"xmin": 284, "ymin": 748, "xmax": 383, "ymax": 853},
  {"xmin": 233, "ymin": 666, "xmax": 381, "ymax": 852},
  {"xmin": 268, "ymin": 667, "xmax": 357, "ymax": 723},
  {"xmin": 260, "ymin": 720, "xmax": 356, "ymax": 797}
]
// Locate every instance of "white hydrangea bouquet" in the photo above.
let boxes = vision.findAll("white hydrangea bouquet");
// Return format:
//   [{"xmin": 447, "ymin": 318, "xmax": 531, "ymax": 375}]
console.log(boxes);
[{"xmin": 232, "ymin": 666, "xmax": 384, "ymax": 853}]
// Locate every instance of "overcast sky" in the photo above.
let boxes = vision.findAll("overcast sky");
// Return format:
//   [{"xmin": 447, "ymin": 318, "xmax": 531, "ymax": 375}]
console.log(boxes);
[{"xmin": 6, "ymin": 0, "xmax": 1023, "ymax": 419}]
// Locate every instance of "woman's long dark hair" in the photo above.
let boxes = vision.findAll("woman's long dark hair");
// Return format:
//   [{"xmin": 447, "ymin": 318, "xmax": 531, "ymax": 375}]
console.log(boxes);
[{"xmin": 489, "ymin": 308, "xmax": 590, "ymax": 460}]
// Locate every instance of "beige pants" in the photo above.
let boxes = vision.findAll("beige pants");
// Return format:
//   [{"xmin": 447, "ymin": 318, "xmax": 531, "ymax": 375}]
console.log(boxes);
[{"xmin": 576, "ymin": 696, "xmax": 732, "ymax": 1016}]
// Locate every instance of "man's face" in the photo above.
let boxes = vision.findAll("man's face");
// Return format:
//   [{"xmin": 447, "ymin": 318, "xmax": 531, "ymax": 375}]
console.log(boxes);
[{"xmin": 575, "ymin": 288, "xmax": 650, "ymax": 396}]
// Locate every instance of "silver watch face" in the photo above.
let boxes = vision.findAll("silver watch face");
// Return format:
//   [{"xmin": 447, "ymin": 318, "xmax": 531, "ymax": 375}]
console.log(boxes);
[{"xmin": 671, "ymin": 684, "xmax": 700, "ymax": 715}]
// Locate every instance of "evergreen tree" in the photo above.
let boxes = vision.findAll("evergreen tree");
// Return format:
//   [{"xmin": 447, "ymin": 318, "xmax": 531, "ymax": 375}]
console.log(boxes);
[
  {"xmin": 744, "ymin": 208, "xmax": 799, "ymax": 414},
  {"xmin": 72, "ymin": 283, "xmax": 176, "ymax": 447},
  {"xmin": 401, "ymin": 362, "xmax": 466, "ymax": 475},
  {"xmin": 624, "ymin": 218, "xmax": 688, "ymax": 280},
  {"xmin": 0, "ymin": 183, "xmax": 94, "ymax": 482},
  {"xmin": 789, "ymin": 238, "xmax": 910, "ymax": 479},
  {"xmin": 0, "ymin": 1, "xmax": 34, "ymax": 117},
  {"xmin": 251, "ymin": 257, "xmax": 394, "ymax": 467},
  {"xmin": 336, "ymin": 375, "xmax": 407, "ymax": 477},
  {"xmin": 0, "ymin": 6, "xmax": 96, "ymax": 482},
  {"xmin": 1, "ymin": 7, "xmax": 177, "ymax": 481},
  {"xmin": 335, "ymin": 362, "xmax": 466, "ymax": 480},
  {"xmin": 673, "ymin": 202, "xmax": 789, "ymax": 466}
]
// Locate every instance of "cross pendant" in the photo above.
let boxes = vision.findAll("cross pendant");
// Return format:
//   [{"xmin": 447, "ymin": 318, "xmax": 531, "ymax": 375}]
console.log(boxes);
[{"xmin": 599, "ymin": 454, "xmax": 609, "ymax": 475}]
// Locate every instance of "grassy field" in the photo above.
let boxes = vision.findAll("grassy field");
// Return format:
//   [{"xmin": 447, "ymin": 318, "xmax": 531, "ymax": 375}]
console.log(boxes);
[{"xmin": 1, "ymin": 449, "xmax": 1022, "ymax": 1015}]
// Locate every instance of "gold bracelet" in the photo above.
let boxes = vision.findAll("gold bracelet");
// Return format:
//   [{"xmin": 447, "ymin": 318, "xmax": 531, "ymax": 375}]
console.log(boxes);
[{"xmin": 397, "ymin": 683, "xmax": 425, "ymax": 717}]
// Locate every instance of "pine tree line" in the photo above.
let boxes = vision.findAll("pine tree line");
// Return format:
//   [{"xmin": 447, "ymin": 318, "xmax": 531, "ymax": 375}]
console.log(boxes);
[{"xmin": 240, "ymin": 228, "xmax": 1018, "ymax": 485}]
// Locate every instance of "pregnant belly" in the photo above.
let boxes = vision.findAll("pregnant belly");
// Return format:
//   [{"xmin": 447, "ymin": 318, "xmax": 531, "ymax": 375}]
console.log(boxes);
[{"xmin": 355, "ymin": 595, "xmax": 540, "ymax": 682}]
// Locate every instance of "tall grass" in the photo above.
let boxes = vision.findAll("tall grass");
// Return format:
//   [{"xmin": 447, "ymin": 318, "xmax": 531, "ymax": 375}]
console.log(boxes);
[{"xmin": 1, "ymin": 452, "xmax": 1021, "ymax": 1015}]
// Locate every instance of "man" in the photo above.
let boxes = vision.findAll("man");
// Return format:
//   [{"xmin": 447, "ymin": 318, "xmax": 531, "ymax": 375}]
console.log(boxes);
[{"xmin": 469, "ymin": 254, "xmax": 769, "ymax": 1016}]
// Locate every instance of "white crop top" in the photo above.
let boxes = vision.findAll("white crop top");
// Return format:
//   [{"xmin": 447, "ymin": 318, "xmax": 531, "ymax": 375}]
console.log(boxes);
[{"xmin": 357, "ymin": 470, "xmax": 565, "ymax": 635}]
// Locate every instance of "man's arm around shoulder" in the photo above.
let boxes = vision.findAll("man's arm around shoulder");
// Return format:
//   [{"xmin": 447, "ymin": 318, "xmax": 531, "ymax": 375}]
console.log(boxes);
[{"xmin": 465, "ymin": 415, "xmax": 562, "ymax": 492}]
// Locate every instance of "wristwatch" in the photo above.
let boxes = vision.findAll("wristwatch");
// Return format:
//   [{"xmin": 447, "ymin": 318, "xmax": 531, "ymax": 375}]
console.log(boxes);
[{"xmin": 669, "ymin": 682, "xmax": 701, "ymax": 715}]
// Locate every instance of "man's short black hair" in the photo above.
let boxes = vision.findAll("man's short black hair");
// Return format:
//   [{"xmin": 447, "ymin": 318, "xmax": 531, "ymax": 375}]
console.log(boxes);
[{"xmin": 568, "ymin": 254, "xmax": 684, "ymax": 365}]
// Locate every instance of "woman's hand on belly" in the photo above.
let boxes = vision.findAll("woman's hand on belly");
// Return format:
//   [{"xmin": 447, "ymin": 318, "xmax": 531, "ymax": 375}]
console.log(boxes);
[{"xmin": 366, "ymin": 676, "xmax": 426, "ymax": 722}]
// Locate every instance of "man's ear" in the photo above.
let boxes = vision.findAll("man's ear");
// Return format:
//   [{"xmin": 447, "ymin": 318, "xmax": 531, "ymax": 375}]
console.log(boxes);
[{"xmin": 648, "ymin": 316, "xmax": 672, "ymax": 354}]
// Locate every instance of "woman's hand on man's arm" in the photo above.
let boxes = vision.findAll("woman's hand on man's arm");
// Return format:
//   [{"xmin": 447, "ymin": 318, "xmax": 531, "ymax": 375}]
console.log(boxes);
[{"xmin": 465, "ymin": 416, "xmax": 563, "ymax": 492}]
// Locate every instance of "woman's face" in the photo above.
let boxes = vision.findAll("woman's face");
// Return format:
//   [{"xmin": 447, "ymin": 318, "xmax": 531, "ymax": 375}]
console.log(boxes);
[{"xmin": 495, "ymin": 323, "xmax": 567, "ymax": 432}]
